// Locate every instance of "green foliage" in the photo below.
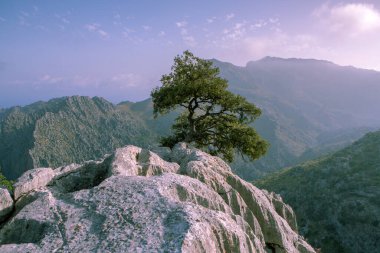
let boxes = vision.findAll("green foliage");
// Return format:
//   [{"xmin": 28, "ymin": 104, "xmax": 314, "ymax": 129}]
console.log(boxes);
[
  {"xmin": 151, "ymin": 51, "xmax": 268, "ymax": 162},
  {"xmin": 256, "ymin": 130, "xmax": 380, "ymax": 253},
  {"xmin": 0, "ymin": 96, "xmax": 155, "ymax": 179},
  {"xmin": 0, "ymin": 168, "xmax": 13, "ymax": 192}
]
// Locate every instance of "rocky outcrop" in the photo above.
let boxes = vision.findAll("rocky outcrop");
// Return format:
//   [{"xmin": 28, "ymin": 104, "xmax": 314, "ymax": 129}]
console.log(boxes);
[
  {"xmin": 0, "ymin": 143, "xmax": 315, "ymax": 253},
  {"xmin": 13, "ymin": 168, "xmax": 55, "ymax": 200},
  {"xmin": 0, "ymin": 188, "xmax": 13, "ymax": 222}
]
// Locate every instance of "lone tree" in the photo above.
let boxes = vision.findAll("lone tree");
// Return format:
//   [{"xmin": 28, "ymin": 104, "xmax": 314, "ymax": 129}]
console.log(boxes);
[{"xmin": 151, "ymin": 51, "xmax": 268, "ymax": 162}]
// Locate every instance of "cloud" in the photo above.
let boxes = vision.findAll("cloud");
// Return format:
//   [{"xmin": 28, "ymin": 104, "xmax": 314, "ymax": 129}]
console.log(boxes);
[
  {"xmin": 223, "ymin": 22, "xmax": 247, "ymax": 41},
  {"xmin": 39, "ymin": 74, "xmax": 63, "ymax": 84},
  {"xmin": 0, "ymin": 17, "xmax": 5, "ymax": 22},
  {"xmin": 111, "ymin": 73, "xmax": 143, "ymax": 88},
  {"xmin": 61, "ymin": 17, "xmax": 70, "ymax": 24},
  {"xmin": 251, "ymin": 20, "xmax": 267, "ymax": 29},
  {"xmin": 176, "ymin": 21, "xmax": 187, "ymax": 28},
  {"xmin": 18, "ymin": 11, "xmax": 31, "ymax": 26},
  {"xmin": 20, "ymin": 11, "xmax": 30, "ymax": 17},
  {"xmin": 84, "ymin": 23, "xmax": 109, "ymax": 38},
  {"xmin": 314, "ymin": 3, "xmax": 380, "ymax": 36},
  {"xmin": 183, "ymin": 36, "xmax": 197, "ymax": 47},
  {"xmin": 98, "ymin": 29, "xmax": 108, "ymax": 37},
  {"xmin": 54, "ymin": 14, "xmax": 71, "ymax": 30},
  {"xmin": 175, "ymin": 20, "xmax": 197, "ymax": 46},
  {"xmin": 226, "ymin": 13, "xmax": 235, "ymax": 21},
  {"xmin": 142, "ymin": 25, "xmax": 151, "ymax": 31},
  {"xmin": 85, "ymin": 23, "xmax": 99, "ymax": 31},
  {"xmin": 207, "ymin": 17, "xmax": 217, "ymax": 24}
]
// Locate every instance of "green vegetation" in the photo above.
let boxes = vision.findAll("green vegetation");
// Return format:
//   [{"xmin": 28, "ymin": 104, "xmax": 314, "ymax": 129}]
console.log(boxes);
[
  {"xmin": 0, "ymin": 168, "xmax": 13, "ymax": 191},
  {"xmin": 0, "ymin": 96, "xmax": 155, "ymax": 179},
  {"xmin": 256, "ymin": 130, "xmax": 380, "ymax": 253},
  {"xmin": 151, "ymin": 51, "xmax": 268, "ymax": 162},
  {"xmin": 122, "ymin": 57, "xmax": 376, "ymax": 180}
]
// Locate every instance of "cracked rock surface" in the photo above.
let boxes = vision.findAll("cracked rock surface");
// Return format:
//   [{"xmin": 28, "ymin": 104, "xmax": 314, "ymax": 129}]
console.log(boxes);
[{"xmin": 0, "ymin": 143, "xmax": 315, "ymax": 253}]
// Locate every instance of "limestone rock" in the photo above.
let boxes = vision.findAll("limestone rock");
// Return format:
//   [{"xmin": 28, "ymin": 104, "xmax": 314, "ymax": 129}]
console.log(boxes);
[
  {"xmin": 109, "ymin": 145, "xmax": 142, "ymax": 176},
  {"xmin": 13, "ymin": 168, "xmax": 55, "ymax": 200},
  {"xmin": 0, "ymin": 188, "xmax": 13, "ymax": 222},
  {"xmin": 263, "ymin": 190, "xmax": 298, "ymax": 231},
  {"xmin": 0, "ymin": 144, "xmax": 315, "ymax": 253}
]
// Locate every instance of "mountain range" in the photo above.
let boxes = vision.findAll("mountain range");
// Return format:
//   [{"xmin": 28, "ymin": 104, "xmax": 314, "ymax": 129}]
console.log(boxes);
[
  {"xmin": 123, "ymin": 57, "xmax": 379, "ymax": 179},
  {"xmin": 1, "ymin": 57, "xmax": 379, "ymax": 181},
  {"xmin": 0, "ymin": 56, "xmax": 379, "ymax": 253},
  {"xmin": 0, "ymin": 96, "xmax": 154, "ymax": 179}
]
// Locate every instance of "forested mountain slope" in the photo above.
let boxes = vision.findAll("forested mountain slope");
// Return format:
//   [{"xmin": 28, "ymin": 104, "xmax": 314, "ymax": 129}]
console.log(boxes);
[
  {"xmin": 124, "ymin": 57, "xmax": 379, "ymax": 179},
  {"xmin": 0, "ymin": 96, "xmax": 153, "ymax": 179},
  {"xmin": 256, "ymin": 130, "xmax": 380, "ymax": 253}
]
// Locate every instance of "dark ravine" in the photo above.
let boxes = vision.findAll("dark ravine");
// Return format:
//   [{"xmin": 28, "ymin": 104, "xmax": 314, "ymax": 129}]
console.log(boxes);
[{"xmin": 256, "ymin": 130, "xmax": 380, "ymax": 253}]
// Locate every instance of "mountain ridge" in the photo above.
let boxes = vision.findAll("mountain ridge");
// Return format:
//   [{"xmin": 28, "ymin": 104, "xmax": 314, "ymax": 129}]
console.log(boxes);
[{"xmin": 0, "ymin": 96, "xmax": 154, "ymax": 179}]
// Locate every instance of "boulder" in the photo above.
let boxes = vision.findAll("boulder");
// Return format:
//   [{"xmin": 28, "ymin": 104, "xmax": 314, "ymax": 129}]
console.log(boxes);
[
  {"xmin": 0, "ymin": 144, "xmax": 315, "ymax": 253},
  {"xmin": 0, "ymin": 188, "xmax": 13, "ymax": 222},
  {"xmin": 13, "ymin": 168, "xmax": 55, "ymax": 200}
]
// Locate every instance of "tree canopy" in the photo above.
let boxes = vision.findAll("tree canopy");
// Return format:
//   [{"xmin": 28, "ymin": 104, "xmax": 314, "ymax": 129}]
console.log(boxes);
[{"xmin": 151, "ymin": 50, "xmax": 268, "ymax": 162}]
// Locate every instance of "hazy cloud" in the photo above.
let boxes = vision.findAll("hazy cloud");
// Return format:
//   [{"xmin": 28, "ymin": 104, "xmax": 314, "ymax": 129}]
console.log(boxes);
[
  {"xmin": 39, "ymin": 74, "xmax": 63, "ymax": 84},
  {"xmin": 0, "ymin": 17, "xmax": 5, "ymax": 22},
  {"xmin": 98, "ymin": 29, "xmax": 108, "ymax": 37},
  {"xmin": 142, "ymin": 25, "xmax": 151, "ymax": 31},
  {"xmin": 111, "ymin": 73, "xmax": 143, "ymax": 88},
  {"xmin": 251, "ymin": 20, "xmax": 267, "ymax": 29},
  {"xmin": 176, "ymin": 21, "xmax": 187, "ymax": 28},
  {"xmin": 61, "ymin": 17, "xmax": 70, "ymax": 24},
  {"xmin": 175, "ymin": 20, "xmax": 197, "ymax": 46},
  {"xmin": 84, "ymin": 23, "xmax": 109, "ymax": 38},
  {"xmin": 207, "ymin": 17, "xmax": 217, "ymax": 24},
  {"xmin": 314, "ymin": 3, "xmax": 380, "ymax": 36},
  {"xmin": 223, "ymin": 22, "xmax": 247, "ymax": 41},
  {"xmin": 226, "ymin": 13, "xmax": 235, "ymax": 21},
  {"xmin": 18, "ymin": 11, "xmax": 31, "ymax": 26},
  {"xmin": 84, "ymin": 23, "xmax": 99, "ymax": 31}
]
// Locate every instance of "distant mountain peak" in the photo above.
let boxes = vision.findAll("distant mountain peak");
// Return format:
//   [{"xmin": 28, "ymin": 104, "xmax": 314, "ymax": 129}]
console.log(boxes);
[{"xmin": 253, "ymin": 56, "xmax": 334, "ymax": 65}]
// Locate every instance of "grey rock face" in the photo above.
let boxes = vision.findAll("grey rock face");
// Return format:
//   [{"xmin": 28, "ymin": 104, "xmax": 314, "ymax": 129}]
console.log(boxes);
[
  {"xmin": 0, "ymin": 144, "xmax": 315, "ymax": 252},
  {"xmin": 0, "ymin": 188, "xmax": 13, "ymax": 222},
  {"xmin": 13, "ymin": 168, "xmax": 55, "ymax": 200}
]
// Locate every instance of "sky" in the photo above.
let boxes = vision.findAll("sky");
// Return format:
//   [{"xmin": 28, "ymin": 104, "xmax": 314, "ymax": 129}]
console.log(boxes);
[{"xmin": 1, "ymin": 0, "xmax": 380, "ymax": 108}]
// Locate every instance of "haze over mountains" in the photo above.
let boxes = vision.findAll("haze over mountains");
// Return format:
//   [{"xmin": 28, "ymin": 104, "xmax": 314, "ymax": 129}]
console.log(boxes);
[
  {"xmin": 0, "ymin": 56, "xmax": 379, "ymax": 253},
  {"xmin": 1, "ymin": 57, "xmax": 379, "ymax": 181},
  {"xmin": 125, "ymin": 57, "xmax": 379, "ymax": 179}
]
